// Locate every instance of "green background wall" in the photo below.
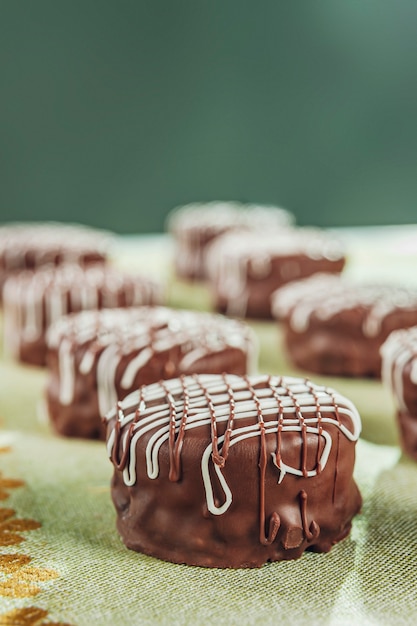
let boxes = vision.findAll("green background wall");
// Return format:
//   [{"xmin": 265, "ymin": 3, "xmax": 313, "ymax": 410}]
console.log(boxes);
[{"xmin": 1, "ymin": 1, "xmax": 417, "ymax": 233}]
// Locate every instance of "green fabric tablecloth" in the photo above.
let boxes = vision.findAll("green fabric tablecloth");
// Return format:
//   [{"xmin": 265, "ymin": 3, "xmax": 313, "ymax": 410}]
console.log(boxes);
[{"xmin": 1, "ymin": 228, "xmax": 417, "ymax": 626}]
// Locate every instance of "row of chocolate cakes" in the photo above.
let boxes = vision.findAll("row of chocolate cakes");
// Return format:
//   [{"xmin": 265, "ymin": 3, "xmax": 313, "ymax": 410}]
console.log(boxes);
[
  {"xmin": 4, "ymin": 206, "xmax": 407, "ymax": 568},
  {"xmin": 0, "ymin": 221, "xmax": 256, "ymax": 438},
  {"xmin": 168, "ymin": 201, "xmax": 417, "ymax": 462}
]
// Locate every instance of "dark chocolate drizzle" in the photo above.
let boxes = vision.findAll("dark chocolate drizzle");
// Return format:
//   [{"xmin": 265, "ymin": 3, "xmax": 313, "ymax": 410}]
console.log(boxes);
[
  {"xmin": 299, "ymin": 490, "xmax": 320, "ymax": 542},
  {"xmin": 108, "ymin": 374, "xmax": 360, "ymax": 548},
  {"xmin": 280, "ymin": 378, "xmax": 308, "ymax": 478},
  {"xmin": 111, "ymin": 387, "xmax": 145, "ymax": 472},
  {"xmin": 330, "ymin": 391, "xmax": 341, "ymax": 505},
  {"xmin": 268, "ymin": 375, "xmax": 285, "ymax": 474},
  {"xmin": 194, "ymin": 374, "xmax": 224, "ymax": 467},
  {"xmin": 161, "ymin": 378, "xmax": 188, "ymax": 482},
  {"xmin": 221, "ymin": 372, "xmax": 236, "ymax": 464},
  {"xmin": 305, "ymin": 379, "xmax": 323, "ymax": 475},
  {"xmin": 244, "ymin": 376, "xmax": 280, "ymax": 545}
]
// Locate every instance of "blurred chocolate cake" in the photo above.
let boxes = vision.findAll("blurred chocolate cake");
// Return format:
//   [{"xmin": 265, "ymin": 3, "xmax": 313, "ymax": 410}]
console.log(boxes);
[
  {"xmin": 3, "ymin": 264, "xmax": 162, "ymax": 366},
  {"xmin": 0, "ymin": 222, "xmax": 111, "ymax": 296},
  {"xmin": 46, "ymin": 307, "xmax": 256, "ymax": 439},
  {"xmin": 167, "ymin": 201, "xmax": 294, "ymax": 280},
  {"xmin": 273, "ymin": 274, "xmax": 417, "ymax": 377},
  {"xmin": 207, "ymin": 229, "xmax": 345, "ymax": 318}
]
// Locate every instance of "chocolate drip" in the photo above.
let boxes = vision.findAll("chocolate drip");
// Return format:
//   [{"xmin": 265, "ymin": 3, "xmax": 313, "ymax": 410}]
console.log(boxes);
[
  {"xmin": 268, "ymin": 375, "xmax": 284, "ymax": 474},
  {"xmin": 306, "ymin": 379, "xmax": 323, "ymax": 475},
  {"xmin": 160, "ymin": 379, "xmax": 187, "ymax": 482},
  {"xmin": 220, "ymin": 373, "xmax": 235, "ymax": 463},
  {"xmin": 194, "ymin": 374, "xmax": 223, "ymax": 467},
  {"xmin": 263, "ymin": 512, "xmax": 281, "ymax": 546},
  {"xmin": 299, "ymin": 490, "xmax": 320, "ymax": 542},
  {"xmin": 281, "ymin": 379, "xmax": 308, "ymax": 478},
  {"xmin": 106, "ymin": 373, "xmax": 361, "ymax": 557},
  {"xmin": 244, "ymin": 376, "xmax": 278, "ymax": 545},
  {"xmin": 111, "ymin": 389, "xmax": 144, "ymax": 471}
]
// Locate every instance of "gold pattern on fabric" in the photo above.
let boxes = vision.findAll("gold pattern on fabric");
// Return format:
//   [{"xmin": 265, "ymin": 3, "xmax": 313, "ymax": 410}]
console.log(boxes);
[
  {"xmin": 0, "ymin": 607, "xmax": 72, "ymax": 625},
  {"xmin": 0, "ymin": 554, "xmax": 31, "ymax": 571},
  {"xmin": 0, "ymin": 473, "xmax": 25, "ymax": 500},
  {"xmin": 0, "ymin": 508, "xmax": 41, "ymax": 547},
  {"xmin": 0, "ymin": 552, "xmax": 59, "ymax": 597},
  {"xmin": 0, "ymin": 439, "xmax": 71, "ymax": 624}
]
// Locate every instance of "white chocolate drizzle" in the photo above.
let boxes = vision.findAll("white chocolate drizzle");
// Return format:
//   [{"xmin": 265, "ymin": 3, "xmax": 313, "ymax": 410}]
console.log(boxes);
[
  {"xmin": 0, "ymin": 222, "xmax": 111, "ymax": 271},
  {"xmin": 58, "ymin": 339, "xmax": 75, "ymax": 405},
  {"xmin": 47, "ymin": 307, "xmax": 257, "ymax": 417},
  {"xmin": 105, "ymin": 374, "xmax": 361, "ymax": 518},
  {"xmin": 167, "ymin": 202, "xmax": 294, "ymax": 279},
  {"xmin": 2, "ymin": 264, "xmax": 162, "ymax": 358},
  {"xmin": 206, "ymin": 230, "xmax": 344, "ymax": 317},
  {"xmin": 272, "ymin": 274, "xmax": 417, "ymax": 337}
]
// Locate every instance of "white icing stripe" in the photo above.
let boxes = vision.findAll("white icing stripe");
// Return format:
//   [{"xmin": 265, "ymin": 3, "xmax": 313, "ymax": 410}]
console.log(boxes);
[
  {"xmin": 178, "ymin": 348, "xmax": 206, "ymax": 370},
  {"xmin": 411, "ymin": 360, "xmax": 417, "ymax": 385},
  {"xmin": 0, "ymin": 223, "xmax": 111, "ymax": 273},
  {"xmin": 273, "ymin": 275, "xmax": 417, "ymax": 337},
  {"xmin": 120, "ymin": 348, "xmax": 154, "ymax": 389},
  {"xmin": 79, "ymin": 349, "xmax": 96, "ymax": 375},
  {"xmin": 206, "ymin": 230, "xmax": 344, "ymax": 316},
  {"xmin": 96, "ymin": 344, "xmax": 120, "ymax": 418},
  {"xmin": 168, "ymin": 202, "xmax": 293, "ymax": 232},
  {"xmin": 58, "ymin": 339, "xmax": 75, "ymax": 406},
  {"xmin": 81, "ymin": 285, "xmax": 98, "ymax": 309},
  {"xmin": 106, "ymin": 374, "xmax": 361, "ymax": 515},
  {"xmin": 23, "ymin": 288, "xmax": 42, "ymax": 340},
  {"xmin": 201, "ymin": 441, "xmax": 233, "ymax": 515},
  {"xmin": 168, "ymin": 202, "xmax": 294, "ymax": 277},
  {"xmin": 3, "ymin": 265, "xmax": 161, "ymax": 361},
  {"xmin": 47, "ymin": 306, "xmax": 256, "ymax": 419}
]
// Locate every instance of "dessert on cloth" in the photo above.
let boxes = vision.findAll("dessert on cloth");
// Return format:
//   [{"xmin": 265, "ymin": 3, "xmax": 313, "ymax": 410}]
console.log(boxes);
[
  {"xmin": 167, "ymin": 201, "xmax": 294, "ymax": 281},
  {"xmin": 381, "ymin": 326, "xmax": 417, "ymax": 460},
  {"xmin": 0, "ymin": 221, "xmax": 111, "ymax": 296},
  {"xmin": 272, "ymin": 273, "xmax": 417, "ymax": 377},
  {"xmin": 46, "ymin": 306, "xmax": 256, "ymax": 439},
  {"xmin": 207, "ymin": 229, "xmax": 345, "ymax": 319},
  {"xmin": 104, "ymin": 373, "xmax": 362, "ymax": 568},
  {"xmin": 3, "ymin": 264, "xmax": 162, "ymax": 366}
]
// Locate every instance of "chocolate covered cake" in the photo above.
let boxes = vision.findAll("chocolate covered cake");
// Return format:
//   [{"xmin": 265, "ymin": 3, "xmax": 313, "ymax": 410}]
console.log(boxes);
[
  {"xmin": 46, "ymin": 307, "xmax": 256, "ymax": 439},
  {"xmin": 0, "ymin": 222, "xmax": 111, "ymax": 296},
  {"xmin": 272, "ymin": 274, "xmax": 417, "ymax": 377},
  {"xmin": 167, "ymin": 202, "xmax": 294, "ymax": 281},
  {"xmin": 381, "ymin": 327, "xmax": 417, "ymax": 460},
  {"xmin": 207, "ymin": 230, "xmax": 345, "ymax": 319},
  {"xmin": 105, "ymin": 373, "xmax": 362, "ymax": 568},
  {"xmin": 3, "ymin": 265, "xmax": 162, "ymax": 366}
]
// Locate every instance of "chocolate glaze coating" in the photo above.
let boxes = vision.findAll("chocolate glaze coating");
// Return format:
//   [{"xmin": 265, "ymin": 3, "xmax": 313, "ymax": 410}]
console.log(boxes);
[
  {"xmin": 3, "ymin": 265, "xmax": 162, "ymax": 366},
  {"xmin": 105, "ymin": 374, "xmax": 362, "ymax": 568},
  {"xmin": 207, "ymin": 231, "xmax": 345, "ymax": 319},
  {"xmin": 283, "ymin": 319, "xmax": 382, "ymax": 377},
  {"xmin": 46, "ymin": 307, "xmax": 256, "ymax": 439},
  {"xmin": 167, "ymin": 202, "xmax": 294, "ymax": 281},
  {"xmin": 273, "ymin": 275, "xmax": 417, "ymax": 377},
  {"xmin": 0, "ymin": 222, "xmax": 110, "ymax": 297},
  {"xmin": 397, "ymin": 410, "xmax": 417, "ymax": 461}
]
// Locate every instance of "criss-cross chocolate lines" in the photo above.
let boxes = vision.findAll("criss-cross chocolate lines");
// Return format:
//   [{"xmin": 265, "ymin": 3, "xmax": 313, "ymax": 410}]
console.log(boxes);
[{"xmin": 106, "ymin": 374, "xmax": 361, "ymax": 543}]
